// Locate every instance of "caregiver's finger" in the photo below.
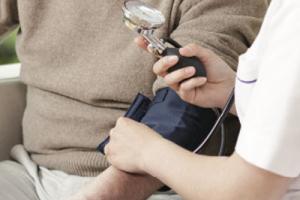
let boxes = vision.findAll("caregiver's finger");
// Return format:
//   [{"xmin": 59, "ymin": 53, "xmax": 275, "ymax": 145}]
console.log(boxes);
[
  {"xmin": 164, "ymin": 67, "xmax": 196, "ymax": 86},
  {"xmin": 179, "ymin": 77, "xmax": 207, "ymax": 91},
  {"xmin": 153, "ymin": 56, "xmax": 179, "ymax": 77},
  {"xmin": 134, "ymin": 36, "xmax": 149, "ymax": 51}
]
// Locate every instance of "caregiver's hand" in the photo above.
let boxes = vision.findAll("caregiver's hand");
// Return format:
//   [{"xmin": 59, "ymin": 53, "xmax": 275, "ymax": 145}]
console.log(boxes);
[
  {"xmin": 105, "ymin": 117, "xmax": 163, "ymax": 174},
  {"xmin": 135, "ymin": 36, "xmax": 236, "ymax": 109},
  {"xmin": 156, "ymin": 44, "xmax": 235, "ymax": 109}
]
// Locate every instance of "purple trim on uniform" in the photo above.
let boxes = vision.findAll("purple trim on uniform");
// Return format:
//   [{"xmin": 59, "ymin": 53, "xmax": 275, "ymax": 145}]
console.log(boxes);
[{"xmin": 237, "ymin": 77, "xmax": 257, "ymax": 84}]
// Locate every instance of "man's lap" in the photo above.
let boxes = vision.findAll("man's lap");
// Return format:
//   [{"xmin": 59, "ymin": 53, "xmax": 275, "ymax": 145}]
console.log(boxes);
[
  {"xmin": 0, "ymin": 146, "xmax": 181, "ymax": 200},
  {"xmin": 0, "ymin": 145, "xmax": 93, "ymax": 200},
  {"xmin": 0, "ymin": 160, "xmax": 39, "ymax": 200}
]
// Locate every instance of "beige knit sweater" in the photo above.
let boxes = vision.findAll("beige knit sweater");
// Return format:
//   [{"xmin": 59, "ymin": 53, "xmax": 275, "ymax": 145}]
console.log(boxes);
[{"xmin": 0, "ymin": 0, "xmax": 268, "ymax": 176}]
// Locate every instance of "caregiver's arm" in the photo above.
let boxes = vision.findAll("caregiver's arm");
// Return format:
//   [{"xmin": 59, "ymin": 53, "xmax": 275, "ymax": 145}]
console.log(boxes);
[
  {"xmin": 144, "ymin": 138, "xmax": 290, "ymax": 200},
  {"xmin": 106, "ymin": 118, "xmax": 290, "ymax": 200}
]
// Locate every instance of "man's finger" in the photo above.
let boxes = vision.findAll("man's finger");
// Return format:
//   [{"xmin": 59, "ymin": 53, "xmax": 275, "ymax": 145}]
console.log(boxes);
[{"xmin": 153, "ymin": 56, "xmax": 179, "ymax": 77}]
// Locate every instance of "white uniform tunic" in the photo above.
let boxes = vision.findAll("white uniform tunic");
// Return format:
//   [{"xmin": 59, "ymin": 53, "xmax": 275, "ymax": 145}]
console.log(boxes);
[{"xmin": 235, "ymin": 0, "xmax": 300, "ymax": 198}]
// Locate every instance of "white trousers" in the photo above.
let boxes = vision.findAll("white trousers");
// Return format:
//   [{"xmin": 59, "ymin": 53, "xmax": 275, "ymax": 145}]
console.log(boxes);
[{"xmin": 0, "ymin": 145, "xmax": 181, "ymax": 200}]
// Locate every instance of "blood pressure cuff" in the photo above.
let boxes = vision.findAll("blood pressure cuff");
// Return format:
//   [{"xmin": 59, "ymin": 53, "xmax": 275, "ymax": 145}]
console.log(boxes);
[{"xmin": 97, "ymin": 87, "xmax": 217, "ymax": 154}]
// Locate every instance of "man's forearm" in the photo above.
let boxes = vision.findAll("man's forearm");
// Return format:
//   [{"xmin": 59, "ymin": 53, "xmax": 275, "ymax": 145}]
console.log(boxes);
[{"xmin": 82, "ymin": 166, "xmax": 163, "ymax": 200}]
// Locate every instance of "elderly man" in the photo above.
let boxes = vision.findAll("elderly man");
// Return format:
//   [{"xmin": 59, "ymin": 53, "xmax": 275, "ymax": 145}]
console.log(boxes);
[{"xmin": 0, "ymin": 0, "xmax": 268, "ymax": 200}]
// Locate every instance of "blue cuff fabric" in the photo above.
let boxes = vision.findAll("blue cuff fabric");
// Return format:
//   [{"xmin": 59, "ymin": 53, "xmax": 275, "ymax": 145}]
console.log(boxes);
[
  {"xmin": 97, "ymin": 88, "xmax": 217, "ymax": 192},
  {"xmin": 97, "ymin": 87, "xmax": 216, "ymax": 154}
]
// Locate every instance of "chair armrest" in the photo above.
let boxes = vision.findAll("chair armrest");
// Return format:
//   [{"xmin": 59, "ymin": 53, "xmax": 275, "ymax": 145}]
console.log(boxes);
[{"xmin": 0, "ymin": 64, "xmax": 26, "ymax": 161}]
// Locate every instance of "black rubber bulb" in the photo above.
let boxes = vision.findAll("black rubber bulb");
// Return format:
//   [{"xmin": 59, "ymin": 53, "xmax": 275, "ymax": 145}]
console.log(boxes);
[{"xmin": 162, "ymin": 48, "xmax": 206, "ymax": 79}]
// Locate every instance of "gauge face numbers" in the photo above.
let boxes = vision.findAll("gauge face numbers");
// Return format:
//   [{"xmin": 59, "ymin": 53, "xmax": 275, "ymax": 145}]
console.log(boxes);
[
  {"xmin": 124, "ymin": 1, "xmax": 165, "ymax": 28},
  {"xmin": 129, "ymin": 4, "xmax": 164, "ymax": 24}
]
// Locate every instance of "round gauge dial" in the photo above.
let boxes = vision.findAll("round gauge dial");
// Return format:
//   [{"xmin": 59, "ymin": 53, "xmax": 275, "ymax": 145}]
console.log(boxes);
[{"xmin": 123, "ymin": 1, "xmax": 165, "ymax": 29}]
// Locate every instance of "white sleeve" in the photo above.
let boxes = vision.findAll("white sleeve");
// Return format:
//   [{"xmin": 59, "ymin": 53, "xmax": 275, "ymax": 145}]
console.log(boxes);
[{"xmin": 236, "ymin": 2, "xmax": 300, "ymax": 178}]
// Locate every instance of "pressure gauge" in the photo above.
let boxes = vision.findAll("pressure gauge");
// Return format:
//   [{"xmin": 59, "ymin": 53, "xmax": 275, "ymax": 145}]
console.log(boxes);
[
  {"xmin": 123, "ymin": 0, "xmax": 165, "ymax": 31},
  {"xmin": 123, "ymin": 0, "xmax": 167, "ymax": 55}
]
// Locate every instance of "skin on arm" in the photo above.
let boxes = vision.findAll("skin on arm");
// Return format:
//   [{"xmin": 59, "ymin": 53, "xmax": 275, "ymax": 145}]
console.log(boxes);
[
  {"xmin": 144, "ymin": 138, "xmax": 291, "ymax": 200},
  {"xmin": 69, "ymin": 166, "xmax": 163, "ymax": 200},
  {"xmin": 106, "ymin": 118, "xmax": 291, "ymax": 200}
]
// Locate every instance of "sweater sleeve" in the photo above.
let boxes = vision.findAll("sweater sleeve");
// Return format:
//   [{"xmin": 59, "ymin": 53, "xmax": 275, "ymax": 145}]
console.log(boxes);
[
  {"xmin": 153, "ymin": 0, "xmax": 269, "ymax": 93},
  {"xmin": 0, "ymin": 0, "xmax": 19, "ymax": 43}
]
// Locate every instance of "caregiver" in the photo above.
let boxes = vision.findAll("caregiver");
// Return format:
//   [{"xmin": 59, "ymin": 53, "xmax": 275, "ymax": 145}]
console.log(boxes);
[{"xmin": 105, "ymin": 0, "xmax": 300, "ymax": 199}]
